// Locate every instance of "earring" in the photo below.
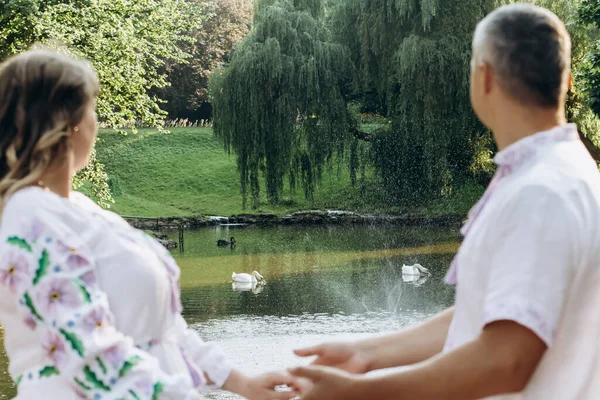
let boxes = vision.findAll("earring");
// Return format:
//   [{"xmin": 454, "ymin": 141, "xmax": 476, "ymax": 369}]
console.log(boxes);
[{"xmin": 74, "ymin": 127, "xmax": 80, "ymax": 132}]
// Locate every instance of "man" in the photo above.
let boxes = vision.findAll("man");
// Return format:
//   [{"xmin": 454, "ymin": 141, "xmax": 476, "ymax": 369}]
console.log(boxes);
[{"xmin": 290, "ymin": 4, "xmax": 600, "ymax": 399}]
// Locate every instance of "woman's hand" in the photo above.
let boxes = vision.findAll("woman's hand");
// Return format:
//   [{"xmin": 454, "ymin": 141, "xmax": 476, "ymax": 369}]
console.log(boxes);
[
  {"xmin": 294, "ymin": 342, "xmax": 370, "ymax": 374},
  {"xmin": 240, "ymin": 371, "xmax": 304, "ymax": 400}
]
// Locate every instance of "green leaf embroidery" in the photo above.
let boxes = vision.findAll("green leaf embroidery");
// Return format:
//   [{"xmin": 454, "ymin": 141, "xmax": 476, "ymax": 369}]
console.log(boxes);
[
  {"xmin": 39, "ymin": 366, "xmax": 60, "ymax": 378},
  {"xmin": 33, "ymin": 250, "xmax": 50, "ymax": 285},
  {"xmin": 152, "ymin": 381, "xmax": 164, "ymax": 400},
  {"xmin": 78, "ymin": 283, "xmax": 92, "ymax": 303},
  {"xmin": 59, "ymin": 329, "xmax": 85, "ymax": 357},
  {"xmin": 7, "ymin": 237, "xmax": 32, "ymax": 252},
  {"xmin": 83, "ymin": 365, "xmax": 110, "ymax": 392},
  {"xmin": 129, "ymin": 390, "xmax": 141, "ymax": 400},
  {"xmin": 23, "ymin": 292, "xmax": 43, "ymax": 321},
  {"xmin": 96, "ymin": 357, "xmax": 107, "ymax": 375},
  {"xmin": 74, "ymin": 377, "xmax": 91, "ymax": 391},
  {"xmin": 14, "ymin": 375, "xmax": 22, "ymax": 387},
  {"xmin": 118, "ymin": 355, "xmax": 141, "ymax": 378}
]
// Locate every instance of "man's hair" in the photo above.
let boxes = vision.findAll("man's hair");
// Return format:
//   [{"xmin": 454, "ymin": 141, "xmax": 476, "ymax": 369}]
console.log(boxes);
[{"xmin": 473, "ymin": 4, "xmax": 571, "ymax": 107}]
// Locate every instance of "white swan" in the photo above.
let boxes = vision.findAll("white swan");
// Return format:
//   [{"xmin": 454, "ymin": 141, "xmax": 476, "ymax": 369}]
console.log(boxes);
[
  {"xmin": 402, "ymin": 263, "xmax": 431, "ymax": 277},
  {"xmin": 232, "ymin": 271, "xmax": 265, "ymax": 284}
]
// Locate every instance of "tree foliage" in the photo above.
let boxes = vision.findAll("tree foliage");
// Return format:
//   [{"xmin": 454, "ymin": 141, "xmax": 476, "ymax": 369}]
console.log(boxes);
[
  {"xmin": 332, "ymin": 0, "xmax": 598, "ymax": 202},
  {"xmin": 157, "ymin": 0, "xmax": 254, "ymax": 118},
  {"xmin": 212, "ymin": 0, "xmax": 599, "ymax": 208},
  {"xmin": 210, "ymin": 0, "xmax": 353, "ymax": 208},
  {"xmin": 0, "ymin": 0, "xmax": 200, "ymax": 206},
  {"xmin": 579, "ymin": 0, "xmax": 600, "ymax": 118}
]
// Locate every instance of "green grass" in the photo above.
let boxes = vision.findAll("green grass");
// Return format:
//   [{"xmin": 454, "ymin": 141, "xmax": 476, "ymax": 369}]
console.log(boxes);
[{"xmin": 95, "ymin": 128, "xmax": 483, "ymax": 217}]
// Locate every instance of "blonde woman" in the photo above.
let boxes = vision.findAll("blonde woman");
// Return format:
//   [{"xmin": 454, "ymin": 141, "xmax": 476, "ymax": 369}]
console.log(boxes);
[{"xmin": 0, "ymin": 50, "xmax": 299, "ymax": 400}]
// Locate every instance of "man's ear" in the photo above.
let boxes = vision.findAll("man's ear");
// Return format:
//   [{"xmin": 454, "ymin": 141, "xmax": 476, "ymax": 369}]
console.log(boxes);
[
  {"xmin": 567, "ymin": 73, "xmax": 572, "ymax": 90},
  {"xmin": 483, "ymin": 63, "xmax": 494, "ymax": 95}
]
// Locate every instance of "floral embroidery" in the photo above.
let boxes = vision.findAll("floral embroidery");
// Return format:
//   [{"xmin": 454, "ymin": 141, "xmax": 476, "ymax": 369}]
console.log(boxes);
[
  {"xmin": 82, "ymin": 307, "xmax": 112, "ymax": 333},
  {"xmin": 24, "ymin": 219, "xmax": 44, "ymax": 242},
  {"xmin": 36, "ymin": 277, "xmax": 82, "ymax": 316},
  {"xmin": 57, "ymin": 240, "xmax": 92, "ymax": 271},
  {"xmin": 104, "ymin": 345, "xmax": 126, "ymax": 368},
  {"xmin": 23, "ymin": 311, "xmax": 37, "ymax": 330},
  {"xmin": 80, "ymin": 270, "xmax": 97, "ymax": 286},
  {"xmin": 41, "ymin": 330, "xmax": 68, "ymax": 368},
  {"xmin": 0, "ymin": 220, "xmax": 191, "ymax": 399},
  {"xmin": 0, "ymin": 250, "xmax": 32, "ymax": 293}
]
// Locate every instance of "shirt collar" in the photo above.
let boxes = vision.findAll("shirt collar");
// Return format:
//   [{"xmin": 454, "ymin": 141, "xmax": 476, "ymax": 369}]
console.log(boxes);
[{"xmin": 493, "ymin": 123, "xmax": 579, "ymax": 169}]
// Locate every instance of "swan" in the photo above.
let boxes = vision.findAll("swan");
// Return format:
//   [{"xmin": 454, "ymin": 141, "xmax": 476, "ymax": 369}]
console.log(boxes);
[
  {"xmin": 232, "ymin": 271, "xmax": 265, "ymax": 284},
  {"xmin": 402, "ymin": 263, "xmax": 431, "ymax": 277},
  {"xmin": 217, "ymin": 237, "xmax": 237, "ymax": 248}
]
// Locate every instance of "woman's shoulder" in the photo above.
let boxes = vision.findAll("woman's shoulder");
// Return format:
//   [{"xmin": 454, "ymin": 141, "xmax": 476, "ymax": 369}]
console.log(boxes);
[{"xmin": 1, "ymin": 187, "xmax": 90, "ymax": 237}]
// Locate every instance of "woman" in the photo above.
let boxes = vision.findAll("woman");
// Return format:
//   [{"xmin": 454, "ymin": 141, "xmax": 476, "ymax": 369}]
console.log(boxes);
[{"xmin": 0, "ymin": 50, "xmax": 299, "ymax": 399}]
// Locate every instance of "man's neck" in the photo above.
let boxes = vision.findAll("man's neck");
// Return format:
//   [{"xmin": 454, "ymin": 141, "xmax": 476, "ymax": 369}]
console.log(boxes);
[{"xmin": 492, "ymin": 105, "xmax": 567, "ymax": 151}]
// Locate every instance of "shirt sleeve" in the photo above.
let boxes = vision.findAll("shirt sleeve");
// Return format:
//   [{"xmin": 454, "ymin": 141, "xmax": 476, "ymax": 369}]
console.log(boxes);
[
  {"xmin": 134, "ymin": 230, "xmax": 233, "ymax": 392},
  {"xmin": 174, "ymin": 315, "xmax": 233, "ymax": 391},
  {"xmin": 483, "ymin": 184, "xmax": 576, "ymax": 347},
  {"xmin": 0, "ymin": 215, "xmax": 202, "ymax": 400}
]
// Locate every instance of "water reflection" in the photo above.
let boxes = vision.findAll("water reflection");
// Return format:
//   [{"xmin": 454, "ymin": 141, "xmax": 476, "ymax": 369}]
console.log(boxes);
[{"xmin": 231, "ymin": 281, "xmax": 265, "ymax": 294}]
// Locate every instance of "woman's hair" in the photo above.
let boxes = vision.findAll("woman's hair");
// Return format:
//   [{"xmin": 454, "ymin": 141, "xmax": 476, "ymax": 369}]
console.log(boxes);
[{"xmin": 0, "ymin": 49, "xmax": 99, "ymax": 206}]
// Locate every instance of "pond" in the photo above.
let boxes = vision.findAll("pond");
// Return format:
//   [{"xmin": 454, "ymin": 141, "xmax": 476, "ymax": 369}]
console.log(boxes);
[{"xmin": 0, "ymin": 224, "xmax": 460, "ymax": 399}]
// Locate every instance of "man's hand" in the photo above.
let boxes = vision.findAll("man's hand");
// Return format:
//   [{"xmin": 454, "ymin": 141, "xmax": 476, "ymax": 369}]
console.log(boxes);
[
  {"xmin": 290, "ymin": 320, "xmax": 547, "ymax": 400},
  {"xmin": 293, "ymin": 307, "xmax": 454, "ymax": 375},
  {"xmin": 289, "ymin": 365, "xmax": 365, "ymax": 400},
  {"xmin": 294, "ymin": 342, "xmax": 370, "ymax": 374}
]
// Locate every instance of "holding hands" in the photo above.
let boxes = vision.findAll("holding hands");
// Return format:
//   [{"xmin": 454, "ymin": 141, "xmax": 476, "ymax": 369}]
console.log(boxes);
[{"xmin": 285, "ymin": 341, "xmax": 370, "ymax": 400}]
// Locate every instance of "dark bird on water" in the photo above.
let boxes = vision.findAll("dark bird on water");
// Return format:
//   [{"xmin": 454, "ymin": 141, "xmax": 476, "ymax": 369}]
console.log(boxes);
[{"xmin": 217, "ymin": 237, "xmax": 237, "ymax": 248}]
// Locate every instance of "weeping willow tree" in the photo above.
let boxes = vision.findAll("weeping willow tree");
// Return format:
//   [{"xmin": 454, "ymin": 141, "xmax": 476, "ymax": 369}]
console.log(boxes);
[
  {"xmin": 327, "ymin": 0, "xmax": 484, "ymax": 201},
  {"xmin": 329, "ymin": 0, "xmax": 598, "ymax": 202},
  {"xmin": 210, "ymin": 0, "xmax": 353, "ymax": 208}
]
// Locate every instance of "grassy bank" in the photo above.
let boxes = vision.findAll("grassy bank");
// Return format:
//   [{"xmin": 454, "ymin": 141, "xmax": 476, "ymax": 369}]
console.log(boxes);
[{"xmin": 95, "ymin": 128, "xmax": 483, "ymax": 218}]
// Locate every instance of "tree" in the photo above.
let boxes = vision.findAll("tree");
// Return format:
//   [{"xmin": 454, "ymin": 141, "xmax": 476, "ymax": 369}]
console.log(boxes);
[
  {"xmin": 1, "ymin": 0, "xmax": 200, "ymax": 206},
  {"xmin": 579, "ymin": 0, "xmax": 600, "ymax": 118},
  {"xmin": 157, "ymin": 0, "xmax": 254, "ymax": 119},
  {"xmin": 210, "ymin": 0, "xmax": 353, "ymax": 208},
  {"xmin": 332, "ymin": 0, "xmax": 598, "ymax": 201},
  {"xmin": 329, "ymin": 0, "xmax": 486, "ymax": 201}
]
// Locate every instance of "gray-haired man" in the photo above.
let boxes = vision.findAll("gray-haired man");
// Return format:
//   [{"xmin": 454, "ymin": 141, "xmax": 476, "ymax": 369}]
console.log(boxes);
[{"xmin": 290, "ymin": 4, "xmax": 600, "ymax": 399}]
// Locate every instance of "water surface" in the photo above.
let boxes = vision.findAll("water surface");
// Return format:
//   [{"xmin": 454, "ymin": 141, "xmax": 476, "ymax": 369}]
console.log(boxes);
[{"xmin": 0, "ymin": 224, "xmax": 459, "ymax": 398}]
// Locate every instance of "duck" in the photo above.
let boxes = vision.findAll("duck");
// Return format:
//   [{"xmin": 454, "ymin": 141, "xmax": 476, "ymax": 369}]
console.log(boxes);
[
  {"xmin": 232, "ymin": 271, "xmax": 266, "ymax": 285},
  {"xmin": 217, "ymin": 237, "xmax": 237, "ymax": 248},
  {"xmin": 402, "ymin": 263, "xmax": 431, "ymax": 277}
]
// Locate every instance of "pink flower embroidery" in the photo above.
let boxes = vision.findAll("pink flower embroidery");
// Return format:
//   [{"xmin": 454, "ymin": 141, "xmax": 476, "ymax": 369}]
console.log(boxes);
[
  {"xmin": 56, "ymin": 241, "xmax": 92, "ymax": 271},
  {"xmin": 80, "ymin": 270, "xmax": 97, "ymax": 287},
  {"xmin": 23, "ymin": 312, "xmax": 37, "ymax": 330},
  {"xmin": 135, "ymin": 378, "xmax": 155, "ymax": 396},
  {"xmin": 104, "ymin": 345, "xmax": 126, "ymax": 367},
  {"xmin": 36, "ymin": 277, "xmax": 81, "ymax": 316},
  {"xmin": 0, "ymin": 251, "xmax": 32, "ymax": 293},
  {"xmin": 41, "ymin": 331, "xmax": 68, "ymax": 368},
  {"xmin": 82, "ymin": 307, "xmax": 112, "ymax": 333},
  {"xmin": 25, "ymin": 219, "xmax": 44, "ymax": 241}
]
